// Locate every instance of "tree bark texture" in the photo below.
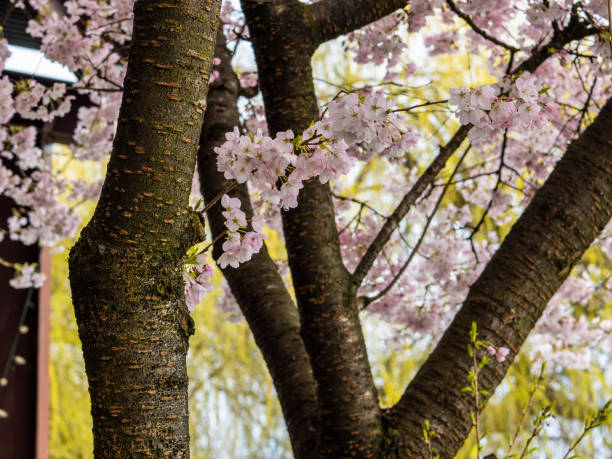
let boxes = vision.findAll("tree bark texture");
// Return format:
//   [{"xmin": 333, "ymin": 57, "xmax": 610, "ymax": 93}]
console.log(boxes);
[
  {"xmin": 386, "ymin": 97, "xmax": 612, "ymax": 458},
  {"xmin": 310, "ymin": 0, "xmax": 407, "ymax": 45},
  {"xmin": 241, "ymin": 0, "xmax": 386, "ymax": 455},
  {"xmin": 68, "ymin": 0, "xmax": 220, "ymax": 456},
  {"xmin": 197, "ymin": 28, "xmax": 318, "ymax": 459},
  {"xmin": 227, "ymin": 2, "xmax": 606, "ymax": 458}
]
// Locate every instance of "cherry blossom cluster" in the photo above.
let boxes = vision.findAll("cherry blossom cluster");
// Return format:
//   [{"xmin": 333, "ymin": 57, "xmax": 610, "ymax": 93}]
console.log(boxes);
[
  {"xmin": 26, "ymin": 0, "xmax": 133, "ymax": 72},
  {"xmin": 71, "ymin": 103, "xmax": 121, "ymax": 162},
  {"xmin": 183, "ymin": 253, "xmax": 214, "ymax": 311},
  {"xmin": 336, "ymin": 191, "xmax": 494, "ymax": 339},
  {"xmin": 345, "ymin": 11, "xmax": 409, "ymax": 80},
  {"xmin": 239, "ymin": 72, "xmax": 257, "ymax": 89},
  {"xmin": 14, "ymin": 80, "xmax": 74, "ymax": 122},
  {"xmin": 210, "ymin": 89, "xmax": 419, "ymax": 274},
  {"xmin": 3, "ymin": 168, "xmax": 82, "ymax": 246},
  {"xmin": 217, "ymin": 194, "xmax": 266, "ymax": 269},
  {"xmin": 1, "ymin": 125, "xmax": 43, "ymax": 170},
  {"xmin": 242, "ymin": 101, "xmax": 268, "ymax": 135},
  {"xmin": 449, "ymin": 73, "xmax": 550, "ymax": 147},
  {"xmin": 529, "ymin": 271, "xmax": 612, "ymax": 370},
  {"xmin": 324, "ymin": 91, "xmax": 417, "ymax": 161},
  {"xmin": 216, "ymin": 91, "xmax": 416, "ymax": 209},
  {"xmin": 0, "ymin": 0, "xmax": 132, "ymax": 287},
  {"xmin": 0, "ymin": 76, "xmax": 15, "ymax": 124},
  {"xmin": 486, "ymin": 345, "xmax": 510, "ymax": 363},
  {"xmin": 8, "ymin": 263, "xmax": 46, "ymax": 289},
  {"xmin": 220, "ymin": 0, "xmax": 248, "ymax": 43}
]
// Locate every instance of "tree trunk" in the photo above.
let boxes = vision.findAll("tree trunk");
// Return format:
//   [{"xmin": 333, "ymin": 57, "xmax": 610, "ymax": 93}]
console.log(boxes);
[{"xmin": 69, "ymin": 0, "xmax": 220, "ymax": 456}]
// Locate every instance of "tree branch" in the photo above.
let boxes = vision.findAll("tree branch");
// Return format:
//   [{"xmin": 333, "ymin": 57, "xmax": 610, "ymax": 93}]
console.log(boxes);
[
  {"xmin": 69, "ymin": 0, "xmax": 221, "ymax": 455},
  {"xmin": 309, "ymin": 0, "xmax": 407, "ymax": 46},
  {"xmin": 387, "ymin": 96, "xmax": 612, "ymax": 458},
  {"xmin": 445, "ymin": 0, "xmax": 519, "ymax": 52},
  {"xmin": 360, "ymin": 144, "xmax": 471, "ymax": 309},
  {"xmin": 242, "ymin": 1, "xmax": 383, "ymax": 455},
  {"xmin": 351, "ymin": 124, "xmax": 471, "ymax": 290},
  {"xmin": 351, "ymin": 15, "xmax": 599, "ymax": 290},
  {"xmin": 512, "ymin": 8, "xmax": 596, "ymax": 75},
  {"xmin": 197, "ymin": 28, "xmax": 318, "ymax": 459}
]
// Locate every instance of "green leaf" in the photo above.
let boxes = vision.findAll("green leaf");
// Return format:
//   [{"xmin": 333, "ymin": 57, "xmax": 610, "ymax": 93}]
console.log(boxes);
[
  {"xmin": 478, "ymin": 357, "xmax": 491, "ymax": 369},
  {"xmin": 470, "ymin": 322, "xmax": 478, "ymax": 341},
  {"xmin": 538, "ymin": 85, "xmax": 551, "ymax": 95}
]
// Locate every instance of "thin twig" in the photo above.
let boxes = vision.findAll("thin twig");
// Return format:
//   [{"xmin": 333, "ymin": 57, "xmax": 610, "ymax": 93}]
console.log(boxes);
[
  {"xmin": 504, "ymin": 363, "xmax": 546, "ymax": 458},
  {"xmin": 562, "ymin": 400, "xmax": 612, "ymax": 459},
  {"xmin": 201, "ymin": 182, "xmax": 239, "ymax": 215},
  {"xmin": 332, "ymin": 192, "xmax": 388, "ymax": 218},
  {"xmin": 361, "ymin": 144, "xmax": 471, "ymax": 309},
  {"xmin": 445, "ymin": 0, "xmax": 519, "ymax": 52},
  {"xmin": 351, "ymin": 124, "xmax": 471, "ymax": 289},
  {"xmin": 392, "ymin": 99, "xmax": 449, "ymax": 113},
  {"xmin": 467, "ymin": 129, "xmax": 509, "ymax": 255},
  {"xmin": 576, "ymin": 75, "xmax": 597, "ymax": 133},
  {"xmin": 517, "ymin": 405, "xmax": 553, "ymax": 459}
]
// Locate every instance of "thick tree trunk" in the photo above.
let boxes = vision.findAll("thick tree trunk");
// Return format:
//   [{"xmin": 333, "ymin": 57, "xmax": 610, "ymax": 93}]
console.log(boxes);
[{"xmin": 69, "ymin": 0, "xmax": 219, "ymax": 456}]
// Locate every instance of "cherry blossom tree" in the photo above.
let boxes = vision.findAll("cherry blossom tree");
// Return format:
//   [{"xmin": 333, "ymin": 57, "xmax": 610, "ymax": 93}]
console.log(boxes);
[{"xmin": 0, "ymin": 0, "xmax": 611, "ymax": 457}]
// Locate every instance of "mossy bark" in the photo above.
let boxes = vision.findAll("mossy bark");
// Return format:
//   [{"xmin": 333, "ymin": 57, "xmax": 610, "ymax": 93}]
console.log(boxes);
[{"xmin": 68, "ymin": 0, "xmax": 220, "ymax": 456}]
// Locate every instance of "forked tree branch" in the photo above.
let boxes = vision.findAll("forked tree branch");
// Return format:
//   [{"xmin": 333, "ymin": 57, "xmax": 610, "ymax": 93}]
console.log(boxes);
[
  {"xmin": 242, "ymin": 0, "xmax": 384, "ymax": 455},
  {"xmin": 351, "ymin": 15, "xmax": 597, "ymax": 290},
  {"xmin": 360, "ymin": 144, "xmax": 472, "ymax": 308},
  {"xmin": 445, "ymin": 0, "xmax": 519, "ymax": 52}
]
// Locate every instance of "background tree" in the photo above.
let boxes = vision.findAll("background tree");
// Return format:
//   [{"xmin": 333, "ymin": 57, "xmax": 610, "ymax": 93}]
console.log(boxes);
[{"xmin": 0, "ymin": 0, "xmax": 611, "ymax": 458}]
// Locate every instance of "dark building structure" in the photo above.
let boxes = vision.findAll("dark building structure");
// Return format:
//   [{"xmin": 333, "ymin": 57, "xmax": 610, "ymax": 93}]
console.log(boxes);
[{"xmin": 1, "ymin": 3, "xmax": 75, "ymax": 457}]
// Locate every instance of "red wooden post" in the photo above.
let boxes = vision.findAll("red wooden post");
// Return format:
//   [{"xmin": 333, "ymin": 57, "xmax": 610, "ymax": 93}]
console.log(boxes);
[{"xmin": 36, "ymin": 248, "xmax": 50, "ymax": 459}]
